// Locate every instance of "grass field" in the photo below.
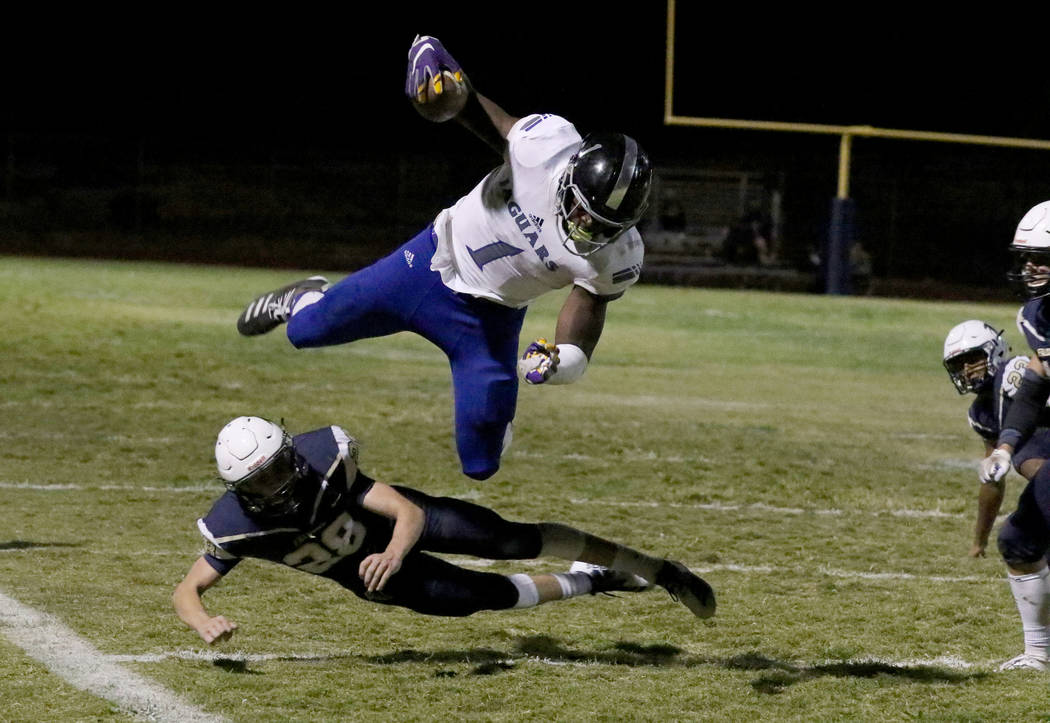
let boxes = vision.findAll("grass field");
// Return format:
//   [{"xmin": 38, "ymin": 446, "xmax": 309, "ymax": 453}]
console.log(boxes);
[{"xmin": 1, "ymin": 254, "xmax": 1048, "ymax": 721}]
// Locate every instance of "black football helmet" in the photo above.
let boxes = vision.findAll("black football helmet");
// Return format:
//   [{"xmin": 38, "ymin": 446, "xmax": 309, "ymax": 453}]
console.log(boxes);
[{"xmin": 556, "ymin": 132, "xmax": 653, "ymax": 256}]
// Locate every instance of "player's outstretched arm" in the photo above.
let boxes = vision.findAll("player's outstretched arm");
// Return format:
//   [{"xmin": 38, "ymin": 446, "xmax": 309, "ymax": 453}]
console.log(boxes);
[
  {"xmin": 404, "ymin": 34, "xmax": 519, "ymax": 155},
  {"xmin": 173, "ymin": 556, "xmax": 238, "ymax": 644},
  {"xmin": 519, "ymin": 286, "xmax": 617, "ymax": 385},
  {"xmin": 358, "ymin": 482, "xmax": 425, "ymax": 593},
  {"xmin": 971, "ymin": 442, "xmax": 1006, "ymax": 558}
]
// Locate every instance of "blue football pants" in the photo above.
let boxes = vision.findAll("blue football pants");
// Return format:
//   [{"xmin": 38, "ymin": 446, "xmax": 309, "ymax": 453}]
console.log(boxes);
[{"xmin": 286, "ymin": 226, "xmax": 526, "ymax": 480}]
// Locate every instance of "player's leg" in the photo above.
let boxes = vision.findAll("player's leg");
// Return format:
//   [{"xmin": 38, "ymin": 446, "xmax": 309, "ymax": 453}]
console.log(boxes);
[
  {"xmin": 286, "ymin": 226, "xmax": 444, "ymax": 348},
  {"xmin": 997, "ymin": 463, "xmax": 1050, "ymax": 670},
  {"xmin": 396, "ymin": 487, "xmax": 713, "ymax": 618},
  {"xmin": 371, "ymin": 552, "xmax": 641, "ymax": 617},
  {"xmin": 538, "ymin": 522, "xmax": 715, "ymax": 618},
  {"xmin": 433, "ymin": 300, "xmax": 526, "ymax": 480},
  {"xmin": 236, "ymin": 225, "xmax": 439, "ymax": 342},
  {"xmin": 393, "ymin": 485, "xmax": 543, "ymax": 558}
]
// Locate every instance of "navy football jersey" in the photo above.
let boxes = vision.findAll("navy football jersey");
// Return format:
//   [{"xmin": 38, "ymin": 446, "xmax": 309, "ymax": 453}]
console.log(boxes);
[
  {"xmin": 968, "ymin": 355, "xmax": 1038, "ymax": 441},
  {"xmin": 197, "ymin": 426, "xmax": 393, "ymax": 584},
  {"xmin": 1017, "ymin": 299, "xmax": 1050, "ymax": 373}
]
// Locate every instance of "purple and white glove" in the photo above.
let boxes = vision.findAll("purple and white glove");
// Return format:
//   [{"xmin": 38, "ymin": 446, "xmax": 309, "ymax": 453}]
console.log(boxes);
[
  {"xmin": 406, "ymin": 35, "xmax": 463, "ymax": 103},
  {"xmin": 518, "ymin": 338, "xmax": 559, "ymax": 385}
]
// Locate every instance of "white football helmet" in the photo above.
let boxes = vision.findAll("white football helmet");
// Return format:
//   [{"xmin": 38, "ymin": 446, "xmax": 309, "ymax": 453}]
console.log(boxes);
[
  {"xmin": 942, "ymin": 320, "xmax": 1008, "ymax": 394},
  {"xmin": 1008, "ymin": 201, "xmax": 1050, "ymax": 299},
  {"xmin": 215, "ymin": 416, "xmax": 301, "ymax": 515}
]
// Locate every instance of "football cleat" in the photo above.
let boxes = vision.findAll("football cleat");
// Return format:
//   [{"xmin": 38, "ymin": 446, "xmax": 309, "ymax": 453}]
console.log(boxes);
[
  {"xmin": 237, "ymin": 276, "xmax": 328, "ymax": 337},
  {"xmin": 583, "ymin": 565, "xmax": 653, "ymax": 596},
  {"xmin": 998, "ymin": 652, "xmax": 1049, "ymax": 671},
  {"xmin": 655, "ymin": 560, "xmax": 716, "ymax": 618}
]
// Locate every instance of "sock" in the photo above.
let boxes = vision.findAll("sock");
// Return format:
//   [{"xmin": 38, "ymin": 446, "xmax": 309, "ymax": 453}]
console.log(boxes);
[
  {"xmin": 509, "ymin": 573, "xmax": 540, "ymax": 609},
  {"xmin": 551, "ymin": 571, "xmax": 593, "ymax": 598},
  {"xmin": 291, "ymin": 290, "xmax": 324, "ymax": 316},
  {"xmin": 1007, "ymin": 566, "xmax": 1050, "ymax": 660}
]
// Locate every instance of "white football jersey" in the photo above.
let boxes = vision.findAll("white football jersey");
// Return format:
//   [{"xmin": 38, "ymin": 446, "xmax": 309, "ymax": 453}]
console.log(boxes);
[{"xmin": 430, "ymin": 114, "xmax": 644, "ymax": 309}]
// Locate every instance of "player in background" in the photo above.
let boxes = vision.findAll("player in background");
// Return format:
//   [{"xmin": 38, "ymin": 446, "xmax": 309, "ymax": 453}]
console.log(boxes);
[
  {"xmin": 942, "ymin": 320, "xmax": 1050, "ymax": 558},
  {"xmin": 234, "ymin": 35, "xmax": 653, "ymax": 481},
  {"xmin": 977, "ymin": 200, "xmax": 1050, "ymax": 670},
  {"xmin": 173, "ymin": 416, "xmax": 715, "ymax": 644}
]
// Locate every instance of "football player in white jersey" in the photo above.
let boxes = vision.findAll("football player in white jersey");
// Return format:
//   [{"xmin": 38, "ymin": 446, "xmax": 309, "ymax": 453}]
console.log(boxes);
[{"xmin": 235, "ymin": 35, "xmax": 653, "ymax": 481}]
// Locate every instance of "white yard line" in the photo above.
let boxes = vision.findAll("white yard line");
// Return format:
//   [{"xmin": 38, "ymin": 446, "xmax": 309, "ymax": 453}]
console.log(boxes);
[
  {"xmin": 109, "ymin": 647, "xmax": 991, "ymax": 672},
  {"xmin": 568, "ymin": 497, "xmax": 966, "ymax": 519},
  {"xmin": 0, "ymin": 480, "xmax": 969, "ymax": 519},
  {"xmin": 0, "ymin": 589, "xmax": 223, "ymax": 723}
]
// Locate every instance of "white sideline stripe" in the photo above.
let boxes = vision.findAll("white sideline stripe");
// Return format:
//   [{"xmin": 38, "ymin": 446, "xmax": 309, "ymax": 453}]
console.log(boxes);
[
  {"xmin": 0, "ymin": 589, "xmax": 223, "ymax": 722},
  {"xmin": 0, "ymin": 481, "xmax": 968, "ymax": 520},
  {"xmin": 109, "ymin": 648, "xmax": 990, "ymax": 671}
]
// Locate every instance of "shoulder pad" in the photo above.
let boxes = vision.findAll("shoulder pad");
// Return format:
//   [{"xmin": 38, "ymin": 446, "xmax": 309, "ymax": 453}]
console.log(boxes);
[
  {"xmin": 509, "ymin": 114, "xmax": 582, "ymax": 168},
  {"xmin": 1000, "ymin": 355, "xmax": 1031, "ymax": 397}
]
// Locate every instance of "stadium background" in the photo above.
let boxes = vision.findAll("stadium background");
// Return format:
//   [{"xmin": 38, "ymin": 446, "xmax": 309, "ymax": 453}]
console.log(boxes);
[{"xmin": 1, "ymin": 6, "xmax": 1046, "ymax": 300}]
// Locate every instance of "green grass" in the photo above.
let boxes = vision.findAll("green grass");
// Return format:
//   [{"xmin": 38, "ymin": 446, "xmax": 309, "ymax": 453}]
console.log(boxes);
[{"xmin": 3, "ymin": 255, "xmax": 1050, "ymax": 721}]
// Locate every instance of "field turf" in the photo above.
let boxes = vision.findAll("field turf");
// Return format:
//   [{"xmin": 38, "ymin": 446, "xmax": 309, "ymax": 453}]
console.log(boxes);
[{"xmin": 1, "ymin": 255, "xmax": 1047, "ymax": 721}]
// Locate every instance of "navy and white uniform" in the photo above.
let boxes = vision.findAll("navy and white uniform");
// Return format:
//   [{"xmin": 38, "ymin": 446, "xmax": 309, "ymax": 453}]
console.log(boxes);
[
  {"xmin": 997, "ymin": 302, "xmax": 1050, "ymax": 565},
  {"xmin": 197, "ymin": 426, "xmax": 543, "ymax": 616},
  {"xmin": 284, "ymin": 114, "xmax": 644, "ymax": 481},
  {"xmin": 967, "ymin": 354, "xmax": 1050, "ymax": 470}
]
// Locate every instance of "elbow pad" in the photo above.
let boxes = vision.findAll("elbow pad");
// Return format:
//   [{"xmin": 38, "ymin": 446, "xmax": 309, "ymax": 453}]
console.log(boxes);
[
  {"xmin": 998, "ymin": 368, "xmax": 1050, "ymax": 449},
  {"xmin": 546, "ymin": 344, "xmax": 588, "ymax": 385}
]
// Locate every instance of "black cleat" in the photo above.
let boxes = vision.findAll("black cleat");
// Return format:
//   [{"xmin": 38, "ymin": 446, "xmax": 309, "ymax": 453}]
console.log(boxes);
[
  {"xmin": 237, "ymin": 276, "xmax": 329, "ymax": 336},
  {"xmin": 655, "ymin": 560, "xmax": 716, "ymax": 618}
]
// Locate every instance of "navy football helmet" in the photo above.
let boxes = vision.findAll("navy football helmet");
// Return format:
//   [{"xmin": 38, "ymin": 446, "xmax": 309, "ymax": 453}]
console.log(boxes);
[
  {"xmin": 215, "ymin": 416, "xmax": 305, "ymax": 517},
  {"xmin": 556, "ymin": 132, "xmax": 652, "ymax": 256}
]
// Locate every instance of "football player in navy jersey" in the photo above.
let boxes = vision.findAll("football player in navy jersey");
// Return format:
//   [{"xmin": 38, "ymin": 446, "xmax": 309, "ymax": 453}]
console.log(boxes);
[
  {"xmin": 973, "ymin": 200, "xmax": 1050, "ymax": 671},
  {"xmin": 942, "ymin": 320, "xmax": 1050, "ymax": 558},
  {"xmin": 233, "ymin": 35, "xmax": 653, "ymax": 481},
  {"xmin": 173, "ymin": 417, "xmax": 715, "ymax": 644}
]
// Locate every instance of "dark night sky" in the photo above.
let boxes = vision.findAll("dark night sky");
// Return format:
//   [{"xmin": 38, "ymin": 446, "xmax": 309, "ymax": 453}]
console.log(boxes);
[{"xmin": 6, "ymin": 7, "xmax": 1045, "ymax": 155}]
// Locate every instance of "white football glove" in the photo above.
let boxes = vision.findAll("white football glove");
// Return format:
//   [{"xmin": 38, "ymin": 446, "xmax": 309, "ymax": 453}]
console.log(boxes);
[{"xmin": 978, "ymin": 448, "xmax": 1011, "ymax": 484}]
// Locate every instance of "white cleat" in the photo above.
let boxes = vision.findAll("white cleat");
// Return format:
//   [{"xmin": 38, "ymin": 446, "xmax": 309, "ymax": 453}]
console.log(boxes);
[{"xmin": 999, "ymin": 652, "xmax": 1049, "ymax": 671}]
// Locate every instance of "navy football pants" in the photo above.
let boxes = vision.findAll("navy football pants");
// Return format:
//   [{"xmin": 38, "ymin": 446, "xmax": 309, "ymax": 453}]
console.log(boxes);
[
  {"xmin": 329, "ymin": 485, "xmax": 544, "ymax": 617},
  {"xmin": 286, "ymin": 226, "xmax": 527, "ymax": 480}
]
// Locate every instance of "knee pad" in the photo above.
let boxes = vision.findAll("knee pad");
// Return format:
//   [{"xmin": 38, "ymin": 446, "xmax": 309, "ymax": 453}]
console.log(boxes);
[{"xmin": 998, "ymin": 519, "xmax": 1049, "ymax": 567}]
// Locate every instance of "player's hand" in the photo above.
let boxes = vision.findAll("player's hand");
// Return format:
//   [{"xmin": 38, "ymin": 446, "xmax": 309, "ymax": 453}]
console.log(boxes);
[
  {"xmin": 968, "ymin": 543, "xmax": 987, "ymax": 558},
  {"xmin": 196, "ymin": 615, "xmax": 238, "ymax": 645},
  {"xmin": 359, "ymin": 551, "xmax": 403, "ymax": 593},
  {"xmin": 405, "ymin": 34, "xmax": 463, "ymax": 104},
  {"xmin": 518, "ymin": 338, "xmax": 559, "ymax": 384},
  {"xmin": 978, "ymin": 448, "xmax": 1011, "ymax": 484}
]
